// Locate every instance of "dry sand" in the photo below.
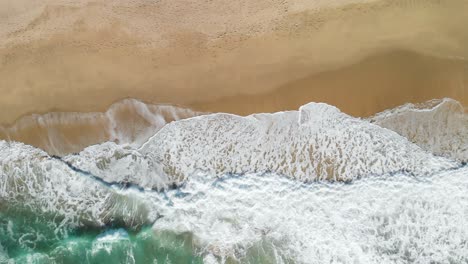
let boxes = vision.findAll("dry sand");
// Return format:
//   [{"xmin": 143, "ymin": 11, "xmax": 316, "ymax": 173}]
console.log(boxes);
[{"xmin": 0, "ymin": 0, "xmax": 467, "ymax": 152}]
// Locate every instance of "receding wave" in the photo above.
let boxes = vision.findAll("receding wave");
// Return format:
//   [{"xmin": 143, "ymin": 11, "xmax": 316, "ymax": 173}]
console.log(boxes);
[
  {"xmin": 370, "ymin": 98, "xmax": 467, "ymax": 162},
  {"xmin": 0, "ymin": 99, "xmax": 199, "ymax": 156}
]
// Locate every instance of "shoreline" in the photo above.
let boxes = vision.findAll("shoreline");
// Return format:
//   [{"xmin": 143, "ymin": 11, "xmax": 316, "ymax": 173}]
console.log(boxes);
[
  {"xmin": 189, "ymin": 49, "xmax": 467, "ymax": 117},
  {"xmin": 1, "ymin": 0, "xmax": 467, "ymax": 125},
  {"xmin": 1, "ymin": 48, "xmax": 466, "ymax": 127},
  {"xmin": 0, "ymin": 48, "xmax": 467, "ymax": 155}
]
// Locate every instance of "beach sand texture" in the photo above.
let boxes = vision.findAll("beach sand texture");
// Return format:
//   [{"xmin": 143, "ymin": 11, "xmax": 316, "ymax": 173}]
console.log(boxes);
[{"xmin": 0, "ymin": 0, "xmax": 467, "ymax": 154}]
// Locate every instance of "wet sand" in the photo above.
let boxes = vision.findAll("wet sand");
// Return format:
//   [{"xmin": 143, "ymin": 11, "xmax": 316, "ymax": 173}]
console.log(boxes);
[
  {"xmin": 0, "ymin": 0, "xmax": 467, "ymax": 153},
  {"xmin": 192, "ymin": 49, "xmax": 467, "ymax": 117}
]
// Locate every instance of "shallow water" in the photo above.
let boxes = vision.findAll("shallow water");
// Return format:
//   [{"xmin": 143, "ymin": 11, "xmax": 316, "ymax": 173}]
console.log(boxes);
[{"xmin": 0, "ymin": 99, "xmax": 199, "ymax": 157}]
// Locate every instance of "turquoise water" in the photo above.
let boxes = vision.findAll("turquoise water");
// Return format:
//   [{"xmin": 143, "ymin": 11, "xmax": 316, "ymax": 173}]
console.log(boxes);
[
  {"xmin": 0, "ymin": 207, "xmax": 290, "ymax": 263},
  {"xmin": 0, "ymin": 209, "xmax": 202, "ymax": 264},
  {"xmin": 3, "ymin": 166, "xmax": 468, "ymax": 264}
]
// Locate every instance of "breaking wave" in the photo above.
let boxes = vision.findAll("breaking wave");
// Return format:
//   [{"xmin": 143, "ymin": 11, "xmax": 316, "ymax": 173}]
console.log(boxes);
[{"xmin": 0, "ymin": 99, "xmax": 467, "ymax": 263}]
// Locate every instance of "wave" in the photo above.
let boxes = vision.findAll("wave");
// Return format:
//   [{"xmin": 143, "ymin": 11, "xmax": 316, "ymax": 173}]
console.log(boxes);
[
  {"xmin": 0, "ymin": 99, "xmax": 199, "ymax": 156},
  {"xmin": 0, "ymin": 141, "xmax": 155, "ymax": 230},
  {"xmin": 1, "ymin": 99, "xmax": 467, "ymax": 263},
  {"xmin": 370, "ymin": 98, "xmax": 467, "ymax": 162},
  {"xmin": 64, "ymin": 101, "xmax": 460, "ymax": 190}
]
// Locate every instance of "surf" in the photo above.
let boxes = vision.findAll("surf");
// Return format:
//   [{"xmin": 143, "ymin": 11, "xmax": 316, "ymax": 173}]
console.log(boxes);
[{"xmin": 0, "ymin": 99, "xmax": 466, "ymax": 263}]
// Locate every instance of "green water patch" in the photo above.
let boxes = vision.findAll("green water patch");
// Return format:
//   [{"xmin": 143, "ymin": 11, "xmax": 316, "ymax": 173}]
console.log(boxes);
[{"xmin": 0, "ymin": 210, "xmax": 203, "ymax": 264}]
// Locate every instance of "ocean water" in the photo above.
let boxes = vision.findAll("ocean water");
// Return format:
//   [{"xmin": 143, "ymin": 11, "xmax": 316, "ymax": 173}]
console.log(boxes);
[{"xmin": 0, "ymin": 99, "xmax": 467, "ymax": 264}]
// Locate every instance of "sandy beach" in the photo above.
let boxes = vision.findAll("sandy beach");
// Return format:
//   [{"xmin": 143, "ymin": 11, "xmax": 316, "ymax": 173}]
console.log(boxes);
[
  {"xmin": 0, "ymin": 0, "xmax": 467, "ymax": 154},
  {"xmin": 1, "ymin": 0, "xmax": 467, "ymax": 123}
]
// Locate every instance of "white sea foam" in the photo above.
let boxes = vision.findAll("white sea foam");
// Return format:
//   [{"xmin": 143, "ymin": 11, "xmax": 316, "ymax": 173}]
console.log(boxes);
[
  {"xmin": 64, "ymin": 142, "xmax": 167, "ymax": 190},
  {"xmin": 141, "ymin": 166, "xmax": 468, "ymax": 263},
  {"xmin": 1, "ymin": 100, "xmax": 467, "ymax": 263},
  {"xmin": 140, "ymin": 102, "xmax": 457, "ymax": 187},
  {"xmin": 370, "ymin": 98, "xmax": 467, "ymax": 162},
  {"xmin": 65, "ymin": 102, "xmax": 458, "ymax": 190},
  {"xmin": 0, "ymin": 141, "xmax": 154, "ymax": 229}
]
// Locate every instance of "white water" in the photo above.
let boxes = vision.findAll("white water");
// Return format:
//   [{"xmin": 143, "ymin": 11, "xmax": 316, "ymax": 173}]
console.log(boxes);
[
  {"xmin": 0, "ymin": 141, "xmax": 155, "ymax": 229},
  {"xmin": 140, "ymin": 166, "xmax": 468, "ymax": 263},
  {"xmin": 0, "ymin": 99, "xmax": 467, "ymax": 263},
  {"xmin": 65, "ymin": 101, "xmax": 459, "ymax": 190}
]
